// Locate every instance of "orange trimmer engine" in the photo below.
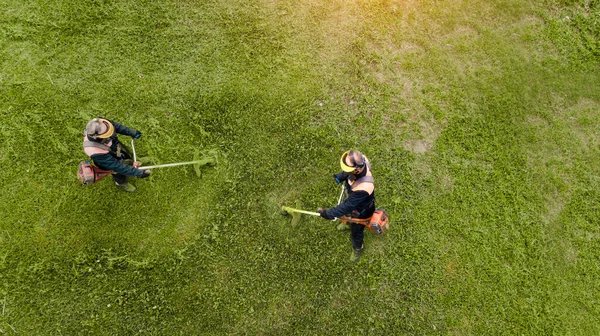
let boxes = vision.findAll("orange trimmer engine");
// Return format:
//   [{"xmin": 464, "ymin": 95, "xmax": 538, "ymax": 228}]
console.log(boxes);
[
  {"xmin": 339, "ymin": 208, "xmax": 390, "ymax": 235},
  {"xmin": 77, "ymin": 161, "xmax": 114, "ymax": 185}
]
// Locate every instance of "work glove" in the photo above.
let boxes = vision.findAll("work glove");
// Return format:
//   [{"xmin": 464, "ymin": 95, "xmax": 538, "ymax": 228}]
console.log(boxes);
[
  {"xmin": 333, "ymin": 171, "xmax": 349, "ymax": 184},
  {"xmin": 133, "ymin": 130, "xmax": 142, "ymax": 139},
  {"xmin": 140, "ymin": 170, "xmax": 151, "ymax": 178},
  {"xmin": 318, "ymin": 208, "xmax": 335, "ymax": 220}
]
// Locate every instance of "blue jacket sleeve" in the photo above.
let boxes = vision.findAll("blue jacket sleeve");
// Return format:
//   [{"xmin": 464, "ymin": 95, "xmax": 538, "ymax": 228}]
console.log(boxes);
[
  {"xmin": 324, "ymin": 191, "xmax": 371, "ymax": 218},
  {"xmin": 91, "ymin": 153, "xmax": 144, "ymax": 177},
  {"xmin": 109, "ymin": 119, "xmax": 137, "ymax": 138}
]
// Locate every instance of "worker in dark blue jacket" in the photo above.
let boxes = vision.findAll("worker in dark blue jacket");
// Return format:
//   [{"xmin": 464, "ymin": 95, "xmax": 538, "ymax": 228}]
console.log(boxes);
[
  {"xmin": 319, "ymin": 150, "xmax": 375, "ymax": 262},
  {"xmin": 83, "ymin": 118, "xmax": 150, "ymax": 192}
]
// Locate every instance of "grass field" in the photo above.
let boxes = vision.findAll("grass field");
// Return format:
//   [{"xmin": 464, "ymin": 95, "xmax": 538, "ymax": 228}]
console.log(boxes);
[{"xmin": 1, "ymin": 0, "xmax": 599, "ymax": 334}]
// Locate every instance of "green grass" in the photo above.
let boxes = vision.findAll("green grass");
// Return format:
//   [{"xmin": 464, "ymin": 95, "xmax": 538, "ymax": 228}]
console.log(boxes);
[{"xmin": 1, "ymin": 0, "xmax": 599, "ymax": 334}]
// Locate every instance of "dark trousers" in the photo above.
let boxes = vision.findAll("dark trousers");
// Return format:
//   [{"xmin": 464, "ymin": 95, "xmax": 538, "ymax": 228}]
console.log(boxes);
[
  {"xmin": 112, "ymin": 142, "xmax": 132, "ymax": 184},
  {"xmin": 112, "ymin": 172, "xmax": 128, "ymax": 184},
  {"xmin": 349, "ymin": 205, "xmax": 374, "ymax": 250},
  {"xmin": 350, "ymin": 223, "xmax": 365, "ymax": 250}
]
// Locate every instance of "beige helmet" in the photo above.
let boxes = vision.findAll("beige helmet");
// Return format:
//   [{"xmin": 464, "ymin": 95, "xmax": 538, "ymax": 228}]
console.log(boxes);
[{"xmin": 85, "ymin": 118, "xmax": 114, "ymax": 139}]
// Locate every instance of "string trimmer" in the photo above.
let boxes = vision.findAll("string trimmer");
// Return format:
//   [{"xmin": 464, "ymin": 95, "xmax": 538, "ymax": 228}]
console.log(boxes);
[
  {"xmin": 132, "ymin": 140, "xmax": 216, "ymax": 176},
  {"xmin": 77, "ymin": 140, "xmax": 216, "ymax": 185},
  {"xmin": 139, "ymin": 158, "xmax": 215, "ymax": 171},
  {"xmin": 280, "ymin": 185, "xmax": 390, "ymax": 235}
]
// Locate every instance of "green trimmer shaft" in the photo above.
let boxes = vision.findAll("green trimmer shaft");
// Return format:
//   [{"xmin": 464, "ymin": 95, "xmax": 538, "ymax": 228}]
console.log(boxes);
[
  {"xmin": 131, "ymin": 139, "xmax": 216, "ymax": 177},
  {"xmin": 280, "ymin": 206, "xmax": 320, "ymax": 217},
  {"xmin": 141, "ymin": 158, "xmax": 215, "ymax": 170}
]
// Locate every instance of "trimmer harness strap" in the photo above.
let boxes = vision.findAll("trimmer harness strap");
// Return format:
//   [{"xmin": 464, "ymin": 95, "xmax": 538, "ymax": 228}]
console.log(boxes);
[
  {"xmin": 83, "ymin": 141, "xmax": 112, "ymax": 152},
  {"xmin": 348, "ymin": 162, "xmax": 373, "ymax": 189},
  {"xmin": 339, "ymin": 208, "xmax": 389, "ymax": 235},
  {"xmin": 352, "ymin": 175, "xmax": 374, "ymax": 188}
]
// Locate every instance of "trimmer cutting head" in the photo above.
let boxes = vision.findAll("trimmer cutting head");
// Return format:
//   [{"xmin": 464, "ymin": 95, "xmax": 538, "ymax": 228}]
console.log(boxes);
[{"xmin": 280, "ymin": 200, "xmax": 304, "ymax": 227}]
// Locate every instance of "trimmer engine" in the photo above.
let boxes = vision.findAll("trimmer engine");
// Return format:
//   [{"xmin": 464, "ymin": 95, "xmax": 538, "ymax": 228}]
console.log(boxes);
[{"xmin": 77, "ymin": 161, "xmax": 113, "ymax": 185}]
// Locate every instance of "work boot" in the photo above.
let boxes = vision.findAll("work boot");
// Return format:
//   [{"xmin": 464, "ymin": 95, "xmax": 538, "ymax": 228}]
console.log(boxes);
[
  {"xmin": 115, "ymin": 182, "xmax": 136, "ymax": 192},
  {"xmin": 350, "ymin": 246, "xmax": 364, "ymax": 263},
  {"xmin": 337, "ymin": 223, "xmax": 350, "ymax": 231}
]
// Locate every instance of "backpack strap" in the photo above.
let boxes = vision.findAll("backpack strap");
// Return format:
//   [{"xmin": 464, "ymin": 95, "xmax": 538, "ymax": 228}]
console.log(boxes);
[
  {"xmin": 351, "ymin": 172, "xmax": 374, "ymax": 190},
  {"xmin": 83, "ymin": 141, "xmax": 112, "ymax": 152}
]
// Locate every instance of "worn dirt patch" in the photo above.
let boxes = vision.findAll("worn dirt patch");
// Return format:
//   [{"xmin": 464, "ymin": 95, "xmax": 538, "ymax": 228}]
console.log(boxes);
[
  {"xmin": 402, "ymin": 118, "xmax": 443, "ymax": 154},
  {"xmin": 404, "ymin": 139, "xmax": 432, "ymax": 154}
]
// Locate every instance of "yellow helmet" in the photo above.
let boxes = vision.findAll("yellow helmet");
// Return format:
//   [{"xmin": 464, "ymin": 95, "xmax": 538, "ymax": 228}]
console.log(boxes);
[
  {"xmin": 340, "ymin": 150, "xmax": 366, "ymax": 172},
  {"xmin": 85, "ymin": 118, "xmax": 114, "ymax": 139}
]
